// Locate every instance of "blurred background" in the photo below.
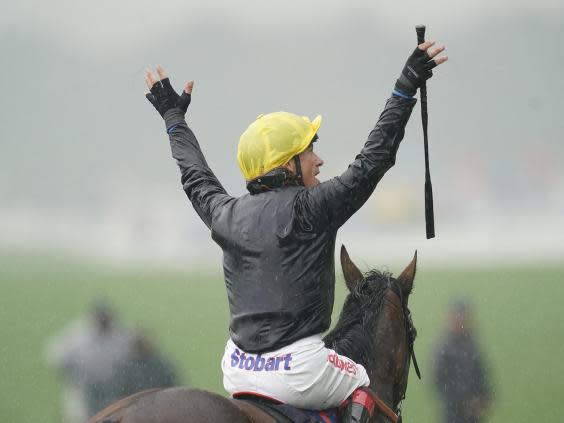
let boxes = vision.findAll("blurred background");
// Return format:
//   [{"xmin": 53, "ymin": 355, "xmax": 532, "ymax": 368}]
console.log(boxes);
[{"xmin": 1, "ymin": 0, "xmax": 563, "ymax": 421}]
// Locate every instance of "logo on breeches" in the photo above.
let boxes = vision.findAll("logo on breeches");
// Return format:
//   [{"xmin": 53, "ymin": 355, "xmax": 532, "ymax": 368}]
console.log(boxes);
[
  {"xmin": 230, "ymin": 348, "xmax": 293, "ymax": 371},
  {"xmin": 327, "ymin": 353, "xmax": 357, "ymax": 375}
]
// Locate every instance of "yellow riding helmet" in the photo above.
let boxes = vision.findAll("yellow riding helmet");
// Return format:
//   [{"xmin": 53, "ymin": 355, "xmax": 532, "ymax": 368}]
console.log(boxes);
[{"xmin": 237, "ymin": 111, "xmax": 322, "ymax": 181}]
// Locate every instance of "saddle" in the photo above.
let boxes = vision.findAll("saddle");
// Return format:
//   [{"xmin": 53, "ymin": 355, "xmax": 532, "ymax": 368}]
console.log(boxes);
[{"xmin": 234, "ymin": 394, "xmax": 339, "ymax": 423}]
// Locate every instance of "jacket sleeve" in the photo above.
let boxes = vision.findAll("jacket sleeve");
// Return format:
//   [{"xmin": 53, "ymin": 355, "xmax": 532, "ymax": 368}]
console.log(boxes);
[
  {"xmin": 294, "ymin": 96, "xmax": 416, "ymax": 232},
  {"xmin": 164, "ymin": 109, "xmax": 232, "ymax": 229}
]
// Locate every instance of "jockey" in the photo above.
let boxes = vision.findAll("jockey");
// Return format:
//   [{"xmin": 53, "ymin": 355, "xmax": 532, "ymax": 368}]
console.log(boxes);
[{"xmin": 145, "ymin": 40, "xmax": 447, "ymax": 422}]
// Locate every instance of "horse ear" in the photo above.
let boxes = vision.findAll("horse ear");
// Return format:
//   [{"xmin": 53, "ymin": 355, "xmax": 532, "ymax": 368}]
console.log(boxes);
[
  {"xmin": 340, "ymin": 245, "xmax": 363, "ymax": 291},
  {"xmin": 397, "ymin": 250, "xmax": 417, "ymax": 295}
]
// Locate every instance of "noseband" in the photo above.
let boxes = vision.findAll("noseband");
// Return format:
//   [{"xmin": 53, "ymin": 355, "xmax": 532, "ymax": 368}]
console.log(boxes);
[{"xmin": 370, "ymin": 279, "xmax": 420, "ymax": 423}]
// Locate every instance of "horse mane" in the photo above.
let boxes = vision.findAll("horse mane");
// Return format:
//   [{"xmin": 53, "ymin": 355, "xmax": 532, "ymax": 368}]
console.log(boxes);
[{"xmin": 323, "ymin": 269, "xmax": 392, "ymax": 369}]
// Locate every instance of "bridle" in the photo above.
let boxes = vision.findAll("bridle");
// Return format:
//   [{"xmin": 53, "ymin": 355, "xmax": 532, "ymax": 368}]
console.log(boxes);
[{"xmin": 369, "ymin": 279, "xmax": 420, "ymax": 423}]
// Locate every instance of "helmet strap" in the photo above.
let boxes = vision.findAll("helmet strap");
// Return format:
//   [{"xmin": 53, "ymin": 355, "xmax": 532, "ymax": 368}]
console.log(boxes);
[{"xmin": 293, "ymin": 155, "xmax": 304, "ymax": 186}]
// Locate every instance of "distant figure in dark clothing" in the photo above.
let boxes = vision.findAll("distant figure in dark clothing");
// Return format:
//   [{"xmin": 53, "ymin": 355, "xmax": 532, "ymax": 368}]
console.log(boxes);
[
  {"xmin": 46, "ymin": 300, "xmax": 133, "ymax": 422},
  {"xmin": 114, "ymin": 331, "xmax": 179, "ymax": 398},
  {"xmin": 433, "ymin": 299, "xmax": 493, "ymax": 423}
]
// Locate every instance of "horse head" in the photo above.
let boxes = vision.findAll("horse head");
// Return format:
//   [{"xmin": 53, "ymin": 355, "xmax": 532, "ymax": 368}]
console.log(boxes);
[{"xmin": 325, "ymin": 245, "xmax": 418, "ymax": 422}]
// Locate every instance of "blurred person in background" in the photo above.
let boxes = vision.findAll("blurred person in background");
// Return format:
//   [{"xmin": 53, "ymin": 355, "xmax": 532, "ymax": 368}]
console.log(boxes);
[
  {"xmin": 112, "ymin": 330, "xmax": 180, "ymax": 399},
  {"xmin": 45, "ymin": 299, "xmax": 133, "ymax": 422},
  {"xmin": 433, "ymin": 299, "xmax": 493, "ymax": 423}
]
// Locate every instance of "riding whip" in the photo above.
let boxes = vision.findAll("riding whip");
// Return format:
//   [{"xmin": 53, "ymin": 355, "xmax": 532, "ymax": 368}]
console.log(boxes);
[{"xmin": 416, "ymin": 25, "xmax": 435, "ymax": 239}]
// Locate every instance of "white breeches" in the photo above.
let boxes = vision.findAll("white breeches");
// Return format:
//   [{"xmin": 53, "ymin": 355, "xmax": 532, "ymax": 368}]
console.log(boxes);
[{"xmin": 221, "ymin": 334, "xmax": 370, "ymax": 410}]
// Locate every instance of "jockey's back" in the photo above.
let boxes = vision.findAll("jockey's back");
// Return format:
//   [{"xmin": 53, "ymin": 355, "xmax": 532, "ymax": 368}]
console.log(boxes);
[{"xmin": 212, "ymin": 185, "xmax": 337, "ymax": 353}]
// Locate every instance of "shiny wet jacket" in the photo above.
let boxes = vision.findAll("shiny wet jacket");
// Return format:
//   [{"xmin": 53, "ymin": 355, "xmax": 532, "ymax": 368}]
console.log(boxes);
[{"xmin": 164, "ymin": 96, "xmax": 416, "ymax": 352}]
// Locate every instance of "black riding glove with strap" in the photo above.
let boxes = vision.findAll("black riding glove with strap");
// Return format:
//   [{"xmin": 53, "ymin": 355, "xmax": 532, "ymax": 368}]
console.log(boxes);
[
  {"xmin": 146, "ymin": 78, "xmax": 191, "ymax": 118},
  {"xmin": 394, "ymin": 46, "xmax": 437, "ymax": 97}
]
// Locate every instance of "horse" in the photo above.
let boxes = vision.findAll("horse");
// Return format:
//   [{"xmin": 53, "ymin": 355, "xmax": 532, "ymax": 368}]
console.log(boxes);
[{"xmin": 88, "ymin": 245, "xmax": 419, "ymax": 423}]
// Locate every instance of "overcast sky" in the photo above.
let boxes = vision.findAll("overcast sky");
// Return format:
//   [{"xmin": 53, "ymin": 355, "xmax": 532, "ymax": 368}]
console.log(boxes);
[
  {"xmin": 5, "ymin": 0, "xmax": 563, "ymax": 57},
  {"xmin": 2, "ymin": 0, "xmax": 563, "ymax": 264}
]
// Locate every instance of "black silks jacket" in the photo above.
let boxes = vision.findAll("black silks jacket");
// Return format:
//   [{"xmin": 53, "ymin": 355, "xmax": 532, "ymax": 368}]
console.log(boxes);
[{"xmin": 164, "ymin": 96, "xmax": 416, "ymax": 353}]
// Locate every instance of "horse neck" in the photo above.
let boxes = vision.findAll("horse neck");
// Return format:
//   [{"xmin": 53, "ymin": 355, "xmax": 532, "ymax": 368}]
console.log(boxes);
[
  {"xmin": 324, "ymin": 281, "xmax": 409, "ymax": 411},
  {"xmin": 369, "ymin": 289, "xmax": 410, "ymax": 414},
  {"xmin": 323, "ymin": 318, "xmax": 372, "ymax": 371},
  {"xmin": 325, "ymin": 311, "xmax": 401, "ymax": 423},
  {"xmin": 326, "ymin": 282, "xmax": 388, "ymax": 363}
]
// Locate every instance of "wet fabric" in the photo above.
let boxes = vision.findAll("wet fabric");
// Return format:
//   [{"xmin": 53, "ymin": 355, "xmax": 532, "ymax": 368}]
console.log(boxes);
[
  {"xmin": 164, "ymin": 95, "xmax": 416, "ymax": 353},
  {"xmin": 222, "ymin": 335, "xmax": 369, "ymax": 409},
  {"xmin": 237, "ymin": 112, "xmax": 322, "ymax": 181}
]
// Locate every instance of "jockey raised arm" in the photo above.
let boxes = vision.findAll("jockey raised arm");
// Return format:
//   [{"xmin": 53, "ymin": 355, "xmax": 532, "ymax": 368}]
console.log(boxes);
[{"xmin": 145, "ymin": 39, "xmax": 447, "ymax": 422}]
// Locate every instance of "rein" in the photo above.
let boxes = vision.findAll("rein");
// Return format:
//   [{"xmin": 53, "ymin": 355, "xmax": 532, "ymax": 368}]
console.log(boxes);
[{"xmin": 371, "ymin": 394, "xmax": 402, "ymax": 423}]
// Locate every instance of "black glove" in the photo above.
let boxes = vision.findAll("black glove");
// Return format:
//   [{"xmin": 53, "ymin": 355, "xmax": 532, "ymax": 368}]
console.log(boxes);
[
  {"xmin": 145, "ymin": 78, "xmax": 191, "ymax": 117},
  {"xmin": 394, "ymin": 47, "xmax": 437, "ymax": 97}
]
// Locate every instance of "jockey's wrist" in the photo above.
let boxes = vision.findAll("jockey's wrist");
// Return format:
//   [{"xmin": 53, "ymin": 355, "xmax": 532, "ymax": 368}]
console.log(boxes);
[
  {"xmin": 164, "ymin": 109, "xmax": 185, "ymax": 133},
  {"xmin": 392, "ymin": 88, "xmax": 413, "ymax": 100}
]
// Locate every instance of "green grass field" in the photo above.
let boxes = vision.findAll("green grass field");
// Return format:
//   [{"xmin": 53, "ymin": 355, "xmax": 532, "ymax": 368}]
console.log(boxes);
[{"xmin": 1, "ymin": 252, "xmax": 563, "ymax": 422}]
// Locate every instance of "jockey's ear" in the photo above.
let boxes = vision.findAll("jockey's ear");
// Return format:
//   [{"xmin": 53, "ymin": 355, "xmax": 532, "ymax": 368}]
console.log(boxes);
[
  {"xmin": 340, "ymin": 245, "xmax": 363, "ymax": 292},
  {"xmin": 397, "ymin": 250, "xmax": 417, "ymax": 296}
]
